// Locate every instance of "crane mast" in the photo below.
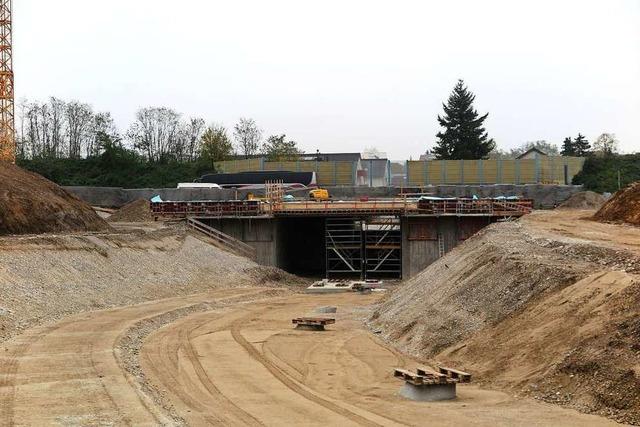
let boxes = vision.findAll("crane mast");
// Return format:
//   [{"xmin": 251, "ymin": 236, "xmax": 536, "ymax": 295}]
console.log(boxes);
[{"xmin": 0, "ymin": 0, "xmax": 13, "ymax": 163}]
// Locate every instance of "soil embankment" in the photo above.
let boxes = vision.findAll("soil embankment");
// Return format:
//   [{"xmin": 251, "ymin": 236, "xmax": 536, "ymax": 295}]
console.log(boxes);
[
  {"xmin": 0, "ymin": 162, "xmax": 109, "ymax": 235},
  {"xmin": 370, "ymin": 212, "xmax": 640, "ymax": 425}
]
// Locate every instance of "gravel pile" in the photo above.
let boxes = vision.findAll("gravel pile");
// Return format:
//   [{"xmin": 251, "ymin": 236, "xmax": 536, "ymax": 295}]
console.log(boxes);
[
  {"xmin": 108, "ymin": 199, "xmax": 154, "ymax": 222},
  {"xmin": 557, "ymin": 191, "xmax": 606, "ymax": 209},
  {"xmin": 369, "ymin": 219, "xmax": 640, "ymax": 424},
  {"xmin": 0, "ymin": 226, "xmax": 306, "ymax": 343}
]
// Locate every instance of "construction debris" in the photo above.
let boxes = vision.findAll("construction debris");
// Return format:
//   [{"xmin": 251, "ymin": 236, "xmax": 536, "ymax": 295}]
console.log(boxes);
[{"xmin": 306, "ymin": 279, "xmax": 383, "ymax": 293}]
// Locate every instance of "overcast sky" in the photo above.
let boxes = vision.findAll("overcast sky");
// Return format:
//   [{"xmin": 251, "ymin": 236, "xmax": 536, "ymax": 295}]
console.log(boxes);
[{"xmin": 14, "ymin": 0, "xmax": 640, "ymax": 159}]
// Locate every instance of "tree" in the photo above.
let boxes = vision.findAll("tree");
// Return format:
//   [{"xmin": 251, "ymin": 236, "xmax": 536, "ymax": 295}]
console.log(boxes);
[
  {"xmin": 263, "ymin": 134, "xmax": 301, "ymax": 161},
  {"xmin": 89, "ymin": 112, "xmax": 118, "ymax": 157},
  {"xmin": 66, "ymin": 101, "xmax": 94, "ymax": 159},
  {"xmin": 561, "ymin": 137, "xmax": 575, "ymax": 156},
  {"xmin": 509, "ymin": 140, "xmax": 559, "ymax": 158},
  {"xmin": 592, "ymin": 133, "xmax": 618, "ymax": 156},
  {"xmin": 127, "ymin": 107, "xmax": 182, "ymax": 162},
  {"xmin": 433, "ymin": 79, "xmax": 495, "ymax": 160},
  {"xmin": 200, "ymin": 124, "xmax": 233, "ymax": 164},
  {"xmin": 180, "ymin": 117, "xmax": 206, "ymax": 162},
  {"xmin": 573, "ymin": 133, "xmax": 591, "ymax": 156},
  {"xmin": 233, "ymin": 118, "xmax": 262, "ymax": 158}
]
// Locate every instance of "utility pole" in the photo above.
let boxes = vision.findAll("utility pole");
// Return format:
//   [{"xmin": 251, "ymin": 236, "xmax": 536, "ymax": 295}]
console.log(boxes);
[{"xmin": 0, "ymin": 0, "xmax": 14, "ymax": 163}]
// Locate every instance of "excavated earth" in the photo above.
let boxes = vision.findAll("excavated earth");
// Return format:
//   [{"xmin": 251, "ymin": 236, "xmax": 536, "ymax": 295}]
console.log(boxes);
[
  {"xmin": 370, "ymin": 209, "xmax": 640, "ymax": 425},
  {"xmin": 0, "ymin": 162, "xmax": 109, "ymax": 235},
  {"xmin": 594, "ymin": 181, "xmax": 640, "ymax": 226},
  {"xmin": 0, "ymin": 214, "xmax": 623, "ymax": 426},
  {"xmin": 108, "ymin": 199, "xmax": 155, "ymax": 222}
]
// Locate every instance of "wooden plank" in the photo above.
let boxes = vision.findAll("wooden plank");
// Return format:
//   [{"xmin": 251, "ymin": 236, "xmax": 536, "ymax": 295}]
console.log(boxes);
[
  {"xmin": 438, "ymin": 366, "xmax": 472, "ymax": 383},
  {"xmin": 416, "ymin": 366, "xmax": 448, "ymax": 384}
]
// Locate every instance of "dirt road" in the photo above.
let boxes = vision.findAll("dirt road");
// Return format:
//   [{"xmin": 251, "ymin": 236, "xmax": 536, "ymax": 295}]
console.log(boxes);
[{"xmin": 0, "ymin": 287, "xmax": 618, "ymax": 426}]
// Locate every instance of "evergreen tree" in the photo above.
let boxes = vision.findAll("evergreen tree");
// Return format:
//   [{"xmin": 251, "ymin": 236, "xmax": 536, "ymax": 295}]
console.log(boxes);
[
  {"xmin": 433, "ymin": 80, "xmax": 495, "ymax": 160},
  {"xmin": 560, "ymin": 137, "xmax": 575, "ymax": 156},
  {"xmin": 573, "ymin": 133, "xmax": 591, "ymax": 156}
]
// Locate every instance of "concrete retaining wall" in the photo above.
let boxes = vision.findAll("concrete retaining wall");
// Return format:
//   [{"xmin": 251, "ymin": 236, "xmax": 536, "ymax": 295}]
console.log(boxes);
[{"xmin": 64, "ymin": 184, "xmax": 584, "ymax": 209}]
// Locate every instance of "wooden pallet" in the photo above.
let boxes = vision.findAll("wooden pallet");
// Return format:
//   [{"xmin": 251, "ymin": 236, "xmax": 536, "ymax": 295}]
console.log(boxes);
[
  {"xmin": 416, "ymin": 367, "xmax": 448, "ymax": 384},
  {"xmin": 292, "ymin": 317, "xmax": 336, "ymax": 329},
  {"xmin": 394, "ymin": 366, "xmax": 472, "ymax": 386},
  {"xmin": 438, "ymin": 366, "xmax": 472, "ymax": 383}
]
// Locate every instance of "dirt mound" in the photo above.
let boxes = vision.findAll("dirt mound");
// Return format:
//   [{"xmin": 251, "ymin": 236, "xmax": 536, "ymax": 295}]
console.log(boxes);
[
  {"xmin": 558, "ymin": 191, "xmax": 606, "ymax": 209},
  {"xmin": 593, "ymin": 182, "xmax": 640, "ymax": 226},
  {"xmin": 0, "ymin": 162, "xmax": 109, "ymax": 235},
  {"xmin": 369, "ymin": 219, "xmax": 640, "ymax": 424},
  {"xmin": 108, "ymin": 199, "xmax": 154, "ymax": 222}
]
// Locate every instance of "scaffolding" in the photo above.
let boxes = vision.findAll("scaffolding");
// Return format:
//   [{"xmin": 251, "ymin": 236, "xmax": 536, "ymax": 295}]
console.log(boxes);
[
  {"xmin": 325, "ymin": 218, "xmax": 364, "ymax": 278},
  {"xmin": 325, "ymin": 217, "xmax": 402, "ymax": 279},
  {"xmin": 364, "ymin": 217, "xmax": 401, "ymax": 278}
]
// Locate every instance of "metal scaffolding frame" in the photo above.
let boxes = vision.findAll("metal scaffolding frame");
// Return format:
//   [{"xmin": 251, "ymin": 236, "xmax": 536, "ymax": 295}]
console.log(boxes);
[
  {"xmin": 325, "ymin": 216, "xmax": 402, "ymax": 279},
  {"xmin": 364, "ymin": 217, "xmax": 401, "ymax": 277}
]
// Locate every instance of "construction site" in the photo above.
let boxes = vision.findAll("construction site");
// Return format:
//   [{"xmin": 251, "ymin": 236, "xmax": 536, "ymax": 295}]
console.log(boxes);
[{"xmin": 2, "ymin": 3, "xmax": 640, "ymax": 427}]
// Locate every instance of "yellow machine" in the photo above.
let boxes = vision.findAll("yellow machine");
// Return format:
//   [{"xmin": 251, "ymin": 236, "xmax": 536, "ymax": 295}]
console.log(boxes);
[{"xmin": 309, "ymin": 188, "xmax": 330, "ymax": 201}]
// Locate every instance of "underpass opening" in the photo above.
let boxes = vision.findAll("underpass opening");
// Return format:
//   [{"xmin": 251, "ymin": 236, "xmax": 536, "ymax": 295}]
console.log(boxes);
[{"xmin": 276, "ymin": 217, "xmax": 326, "ymax": 277}]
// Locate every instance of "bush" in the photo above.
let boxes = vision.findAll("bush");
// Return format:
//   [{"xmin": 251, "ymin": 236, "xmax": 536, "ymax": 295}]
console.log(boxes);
[
  {"xmin": 17, "ymin": 144, "xmax": 215, "ymax": 188},
  {"xmin": 572, "ymin": 154, "xmax": 640, "ymax": 193}
]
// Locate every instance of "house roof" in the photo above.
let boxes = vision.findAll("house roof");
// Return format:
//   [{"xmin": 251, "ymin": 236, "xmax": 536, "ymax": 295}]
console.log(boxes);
[{"xmin": 516, "ymin": 147, "xmax": 548, "ymax": 159}]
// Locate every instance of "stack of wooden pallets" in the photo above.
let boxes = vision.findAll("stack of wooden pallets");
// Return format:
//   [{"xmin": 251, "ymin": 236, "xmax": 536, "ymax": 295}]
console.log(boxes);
[
  {"xmin": 291, "ymin": 317, "xmax": 336, "ymax": 330},
  {"xmin": 393, "ymin": 366, "xmax": 472, "ymax": 386}
]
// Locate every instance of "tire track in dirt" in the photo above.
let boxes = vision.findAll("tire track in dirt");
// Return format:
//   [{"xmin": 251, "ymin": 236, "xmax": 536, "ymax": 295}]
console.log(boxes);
[
  {"xmin": 0, "ymin": 323, "xmax": 75, "ymax": 426},
  {"xmin": 229, "ymin": 311, "xmax": 386, "ymax": 427},
  {"xmin": 117, "ymin": 289, "xmax": 281, "ymax": 426}
]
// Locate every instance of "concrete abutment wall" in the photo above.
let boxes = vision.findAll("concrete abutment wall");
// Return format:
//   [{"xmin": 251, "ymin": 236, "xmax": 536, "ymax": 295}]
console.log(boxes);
[{"xmin": 203, "ymin": 215, "xmax": 495, "ymax": 279}]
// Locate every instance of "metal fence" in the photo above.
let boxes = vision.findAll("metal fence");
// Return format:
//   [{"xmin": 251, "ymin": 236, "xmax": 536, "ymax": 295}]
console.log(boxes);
[
  {"xmin": 215, "ymin": 159, "xmax": 358, "ymax": 186},
  {"xmin": 406, "ymin": 156, "xmax": 585, "ymax": 186},
  {"xmin": 214, "ymin": 156, "xmax": 586, "ymax": 187}
]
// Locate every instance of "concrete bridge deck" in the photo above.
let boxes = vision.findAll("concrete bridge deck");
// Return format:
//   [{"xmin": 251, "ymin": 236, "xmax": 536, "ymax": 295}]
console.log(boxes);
[{"xmin": 150, "ymin": 198, "xmax": 533, "ymax": 219}]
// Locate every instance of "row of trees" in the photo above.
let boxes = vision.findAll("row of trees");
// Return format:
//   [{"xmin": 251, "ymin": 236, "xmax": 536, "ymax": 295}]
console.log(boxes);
[
  {"xmin": 16, "ymin": 98, "xmax": 302, "ymax": 164},
  {"xmin": 431, "ymin": 80, "xmax": 621, "ymax": 160},
  {"xmin": 17, "ymin": 98, "xmax": 117, "ymax": 159}
]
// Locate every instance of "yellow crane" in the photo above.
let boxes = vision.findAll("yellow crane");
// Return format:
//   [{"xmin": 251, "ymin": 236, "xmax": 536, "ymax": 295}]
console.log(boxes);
[{"xmin": 0, "ymin": 0, "xmax": 14, "ymax": 163}]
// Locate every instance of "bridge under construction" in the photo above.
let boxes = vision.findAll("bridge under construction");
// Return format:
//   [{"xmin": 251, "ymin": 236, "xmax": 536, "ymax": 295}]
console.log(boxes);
[{"xmin": 152, "ymin": 197, "xmax": 532, "ymax": 279}]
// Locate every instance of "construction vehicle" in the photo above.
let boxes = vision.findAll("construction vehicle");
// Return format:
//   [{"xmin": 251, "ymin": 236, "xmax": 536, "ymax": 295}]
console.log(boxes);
[{"xmin": 309, "ymin": 188, "xmax": 330, "ymax": 201}]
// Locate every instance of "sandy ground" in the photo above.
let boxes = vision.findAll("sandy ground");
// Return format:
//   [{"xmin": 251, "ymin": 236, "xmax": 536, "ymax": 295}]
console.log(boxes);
[
  {"xmin": 523, "ymin": 209, "xmax": 640, "ymax": 256},
  {"xmin": 0, "ymin": 287, "xmax": 619, "ymax": 426}
]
